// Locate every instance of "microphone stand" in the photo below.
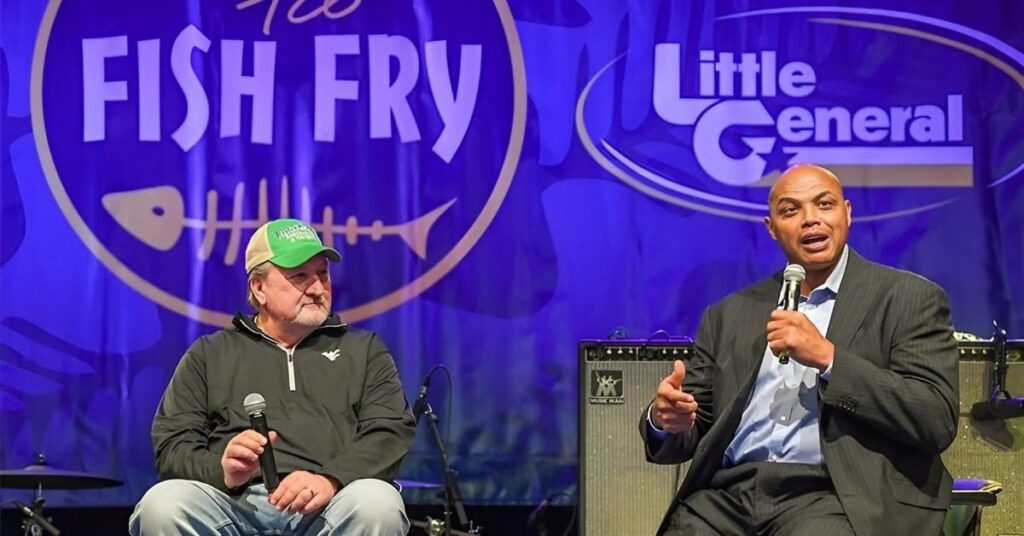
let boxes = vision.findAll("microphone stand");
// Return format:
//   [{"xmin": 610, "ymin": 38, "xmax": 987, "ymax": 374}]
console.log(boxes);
[
  {"xmin": 975, "ymin": 324, "xmax": 1024, "ymax": 420},
  {"xmin": 419, "ymin": 400, "xmax": 469, "ymax": 536}
]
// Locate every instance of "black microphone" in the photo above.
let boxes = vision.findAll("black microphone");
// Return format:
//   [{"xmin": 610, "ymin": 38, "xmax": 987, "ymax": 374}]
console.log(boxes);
[
  {"xmin": 412, "ymin": 372, "xmax": 432, "ymax": 421},
  {"xmin": 776, "ymin": 264, "xmax": 805, "ymax": 364},
  {"xmin": 13, "ymin": 501, "xmax": 60, "ymax": 535},
  {"xmin": 243, "ymin": 393, "xmax": 279, "ymax": 491},
  {"xmin": 970, "ymin": 396, "xmax": 1024, "ymax": 421}
]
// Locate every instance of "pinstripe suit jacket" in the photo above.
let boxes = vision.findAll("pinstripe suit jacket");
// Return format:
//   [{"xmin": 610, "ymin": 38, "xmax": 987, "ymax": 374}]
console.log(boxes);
[{"xmin": 641, "ymin": 249, "xmax": 959, "ymax": 536}]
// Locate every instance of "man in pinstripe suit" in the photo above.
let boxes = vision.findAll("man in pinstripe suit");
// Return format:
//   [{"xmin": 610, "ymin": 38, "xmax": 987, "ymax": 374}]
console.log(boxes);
[{"xmin": 641, "ymin": 164, "xmax": 959, "ymax": 535}]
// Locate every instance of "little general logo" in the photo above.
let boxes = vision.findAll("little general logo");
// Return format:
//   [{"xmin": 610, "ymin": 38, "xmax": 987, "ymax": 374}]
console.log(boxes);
[
  {"xmin": 590, "ymin": 370, "xmax": 624, "ymax": 405},
  {"xmin": 33, "ymin": 0, "xmax": 525, "ymax": 325},
  {"xmin": 577, "ymin": 7, "xmax": 1024, "ymax": 221},
  {"xmin": 653, "ymin": 48, "xmax": 963, "ymax": 187}
]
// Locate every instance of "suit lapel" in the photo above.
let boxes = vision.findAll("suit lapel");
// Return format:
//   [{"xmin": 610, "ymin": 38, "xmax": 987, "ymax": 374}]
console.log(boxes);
[
  {"xmin": 732, "ymin": 277, "xmax": 779, "ymax": 397},
  {"xmin": 826, "ymin": 249, "xmax": 875, "ymax": 349}
]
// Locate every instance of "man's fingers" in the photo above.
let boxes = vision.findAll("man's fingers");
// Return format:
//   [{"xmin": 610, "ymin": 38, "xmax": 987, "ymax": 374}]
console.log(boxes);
[
  {"xmin": 654, "ymin": 399, "xmax": 698, "ymax": 426},
  {"xmin": 299, "ymin": 493, "xmax": 328, "ymax": 515},
  {"xmin": 223, "ymin": 443, "xmax": 260, "ymax": 463},
  {"xmin": 657, "ymin": 411, "xmax": 697, "ymax": 433},
  {"xmin": 272, "ymin": 485, "xmax": 301, "ymax": 511},
  {"xmin": 226, "ymin": 430, "xmax": 267, "ymax": 457},
  {"xmin": 291, "ymin": 487, "xmax": 323, "ymax": 514},
  {"xmin": 287, "ymin": 487, "xmax": 313, "ymax": 513},
  {"xmin": 655, "ymin": 399, "xmax": 697, "ymax": 417},
  {"xmin": 673, "ymin": 400, "xmax": 698, "ymax": 414},
  {"xmin": 657, "ymin": 385, "xmax": 694, "ymax": 405},
  {"xmin": 769, "ymin": 309, "xmax": 802, "ymax": 322},
  {"xmin": 222, "ymin": 458, "xmax": 254, "ymax": 473},
  {"xmin": 229, "ymin": 435, "xmax": 265, "ymax": 454},
  {"xmin": 238, "ymin": 429, "xmax": 269, "ymax": 444},
  {"xmin": 666, "ymin": 360, "xmax": 686, "ymax": 388},
  {"xmin": 653, "ymin": 359, "xmax": 695, "ymax": 433}
]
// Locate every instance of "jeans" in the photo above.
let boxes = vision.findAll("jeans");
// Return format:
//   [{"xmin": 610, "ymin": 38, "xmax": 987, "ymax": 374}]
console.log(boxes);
[{"xmin": 129, "ymin": 478, "xmax": 409, "ymax": 535}]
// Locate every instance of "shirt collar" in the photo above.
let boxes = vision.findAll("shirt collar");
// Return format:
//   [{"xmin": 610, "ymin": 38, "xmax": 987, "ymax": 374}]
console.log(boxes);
[{"xmin": 811, "ymin": 245, "xmax": 849, "ymax": 298}]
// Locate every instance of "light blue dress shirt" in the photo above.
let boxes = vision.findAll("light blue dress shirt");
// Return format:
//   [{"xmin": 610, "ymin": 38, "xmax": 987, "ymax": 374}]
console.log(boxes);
[{"xmin": 722, "ymin": 246, "xmax": 849, "ymax": 466}]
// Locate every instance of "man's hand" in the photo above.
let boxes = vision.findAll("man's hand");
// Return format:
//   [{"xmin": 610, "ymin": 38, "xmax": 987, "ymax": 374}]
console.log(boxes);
[
  {"xmin": 651, "ymin": 360, "xmax": 698, "ymax": 433},
  {"xmin": 766, "ymin": 310, "xmax": 834, "ymax": 372},
  {"xmin": 269, "ymin": 471, "xmax": 340, "ymax": 515},
  {"xmin": 221, "ymin": 429, "xmax": 277, "ymax": 490}
]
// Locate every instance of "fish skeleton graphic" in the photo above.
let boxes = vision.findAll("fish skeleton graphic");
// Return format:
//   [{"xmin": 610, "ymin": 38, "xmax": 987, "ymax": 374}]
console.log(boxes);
[{"xmin": 101, "ymin": 176, "xmax": 456, "ymax": 263}]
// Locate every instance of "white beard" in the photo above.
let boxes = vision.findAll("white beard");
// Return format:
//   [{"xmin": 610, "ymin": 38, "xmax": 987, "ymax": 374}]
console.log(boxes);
[{"xmin": 293, "ymin": 305, "xmax": 329, "ymax": 327}]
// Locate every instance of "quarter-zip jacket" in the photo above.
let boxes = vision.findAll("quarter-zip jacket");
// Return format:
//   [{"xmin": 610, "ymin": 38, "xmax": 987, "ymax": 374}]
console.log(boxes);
[{"xmin": 151, "ymin": 312, "xmax": 416, "ymax": 493}]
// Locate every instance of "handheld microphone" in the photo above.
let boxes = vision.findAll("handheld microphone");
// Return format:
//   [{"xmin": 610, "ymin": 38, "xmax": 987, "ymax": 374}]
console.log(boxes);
[
  {"xmin": 777, "ymin": 264, "xmax": 806, "ymax": 364},
  {"xmin": 243, "ymin": 393, "xmax": 279, "ymax": 491},
  {"xmin": 412, "ymin": 373, "xmax": 431, "ymax": 421}
]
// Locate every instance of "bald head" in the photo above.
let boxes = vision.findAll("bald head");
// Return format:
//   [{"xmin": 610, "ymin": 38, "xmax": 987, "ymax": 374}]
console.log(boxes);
[{"xmin": 768, "ymin": 164, "xmax": 843, "ymax": 207}]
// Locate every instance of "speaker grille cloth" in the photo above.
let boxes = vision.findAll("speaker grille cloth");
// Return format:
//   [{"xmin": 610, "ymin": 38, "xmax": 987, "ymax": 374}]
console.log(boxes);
[
  {"xmin": 582, "ymin": 357, "xmax": 687, "ymax": 536},
  {"xmin": 942, "ymin": 361, "xmax": 1024, "ymax": 536}
]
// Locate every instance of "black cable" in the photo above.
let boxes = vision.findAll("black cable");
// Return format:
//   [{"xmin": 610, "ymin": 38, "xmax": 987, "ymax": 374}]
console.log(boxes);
[
  {"xmin": 530, "ymin": 491, "xmax": 576, "ymax": 536},
  {"xmin": 419, "ymin": 363, "xmax": 458, "ymax": 511},
  {"xmin": 421, "ymin": 363, "xmax": 453, "ymax": 448},
  {"xmin": 644, "ymin": 329, "xmax": 671, "ymax": 343},
  {"xmin": 550, "ymin": 492, "xmax": 577, "ymax": 536},
  {"xmin": 436, "ymin": 364, "xmax": 453, "ymax": 449}
]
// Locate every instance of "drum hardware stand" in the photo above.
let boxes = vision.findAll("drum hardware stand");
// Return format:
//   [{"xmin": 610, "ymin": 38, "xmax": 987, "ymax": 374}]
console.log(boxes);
[{"xmin": 13, "ymin": 455, "xmax": 61, "ymax": 536}]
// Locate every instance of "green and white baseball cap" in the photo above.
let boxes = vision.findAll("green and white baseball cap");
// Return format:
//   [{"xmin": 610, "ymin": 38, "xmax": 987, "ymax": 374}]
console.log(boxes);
[{"xmin": 245, "ymin": 219, "xmax": 341, "ymax": 273}]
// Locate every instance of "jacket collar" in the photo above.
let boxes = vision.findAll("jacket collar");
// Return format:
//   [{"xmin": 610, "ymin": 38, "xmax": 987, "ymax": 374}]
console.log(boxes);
[
  {"xmin": 823, "ymin": 248, "xmax": 875, "ymax": 350},
  {"xmin": 232, "ymin": 312, "xmax": 347, "ymax": 339}
]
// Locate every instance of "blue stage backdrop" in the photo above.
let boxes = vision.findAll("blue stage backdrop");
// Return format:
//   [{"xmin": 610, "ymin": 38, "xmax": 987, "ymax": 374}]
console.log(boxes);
[{"xmin": 0, "ymin": 0, "xmax": 1021, "ymax": 506}]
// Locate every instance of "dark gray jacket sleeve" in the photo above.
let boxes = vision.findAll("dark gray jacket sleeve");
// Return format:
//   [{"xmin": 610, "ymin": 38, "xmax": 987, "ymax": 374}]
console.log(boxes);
[
  {"xmin": 820, "ymin": 278, "xmax": 959, "ymax": 453},
  {"xmin": 319, "ymin": 334, "xmax": 416, "ymax": 486},
  {"xmin": 151, "ymin": 340, "xmax": 230, "ymax": 492}
]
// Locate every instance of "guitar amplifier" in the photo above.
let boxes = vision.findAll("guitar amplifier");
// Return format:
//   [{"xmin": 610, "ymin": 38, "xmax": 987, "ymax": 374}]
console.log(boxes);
[
  {"xmin": 579, "ymin": 338, "xmax": 693, "ymax": 536},
  {"xmin": 943, "ymin": 338, "xmax": 1024, "ymax": 536},
  {"xmin": 578, "ymin": 336, "xmax": 1024, "ymax": 536}
]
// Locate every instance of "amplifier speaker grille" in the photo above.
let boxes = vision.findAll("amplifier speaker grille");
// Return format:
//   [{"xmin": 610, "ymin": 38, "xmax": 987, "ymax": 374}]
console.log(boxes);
[
  {"xmin": 942, "ymin": 360, "xmax": 1024, "ymax": 536},
  {"xmin": 579, "ymin": 341, "xmax": 691, "ymax": 536}
]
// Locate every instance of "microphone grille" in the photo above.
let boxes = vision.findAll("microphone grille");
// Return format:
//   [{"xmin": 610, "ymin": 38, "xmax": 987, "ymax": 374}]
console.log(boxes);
[
  {"xmin": 783, "ymin": 264, "xmax": 806, "ymax": 282},
  {"xmin": 243, "ymin": 393, "xmax": 266, "ymax": 415}
]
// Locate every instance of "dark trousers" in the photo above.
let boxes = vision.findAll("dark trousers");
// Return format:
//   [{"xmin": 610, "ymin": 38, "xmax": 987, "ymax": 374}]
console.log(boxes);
[{"xmin": 665, "ymin": 462, "xmax": 855, "ymax": 536}]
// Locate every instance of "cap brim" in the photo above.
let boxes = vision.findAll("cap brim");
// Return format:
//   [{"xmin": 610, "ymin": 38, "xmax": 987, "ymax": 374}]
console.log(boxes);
[{"xmin": 269, "ymin": 245, "xmax": 341, "ymax": 269}]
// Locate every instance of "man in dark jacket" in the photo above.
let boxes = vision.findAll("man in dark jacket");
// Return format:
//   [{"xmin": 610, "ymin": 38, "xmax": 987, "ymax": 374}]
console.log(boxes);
[
  {"xmin": 130, "ymin": 218, "xmax": 417, "ymax": 535},
  {"xmin": 641, "ymin": 165, "xmax": 959, "ymax": 535}
]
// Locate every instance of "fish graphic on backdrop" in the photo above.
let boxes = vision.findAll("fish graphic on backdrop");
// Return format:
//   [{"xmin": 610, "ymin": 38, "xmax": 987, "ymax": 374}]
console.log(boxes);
[{"xmin": 101, "ymin": 176, "xmax": 456, "ymax": 264}]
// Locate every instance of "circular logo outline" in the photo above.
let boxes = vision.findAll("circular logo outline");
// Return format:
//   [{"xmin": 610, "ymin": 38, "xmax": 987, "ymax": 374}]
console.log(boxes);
[
  {"xmin": 32, "ymin": 0, "xmax": 527, "ymax": 326},
  {"xmin": 577, "ymin": 7, "xmax": 1024, "ymax": 223}
]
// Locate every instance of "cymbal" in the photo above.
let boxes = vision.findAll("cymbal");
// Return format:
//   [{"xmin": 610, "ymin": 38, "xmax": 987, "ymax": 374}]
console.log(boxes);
[
  {"xmin": 396, "ymin": 479, "xmax": 442, "ymax": 489},
  {"xmin": 0, "ymin": 463, "xmax": 123, "ymax": 490}
]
